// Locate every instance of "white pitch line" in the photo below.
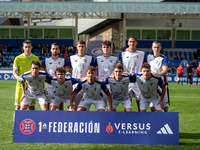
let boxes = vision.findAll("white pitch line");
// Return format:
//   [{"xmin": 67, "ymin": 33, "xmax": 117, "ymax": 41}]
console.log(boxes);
[{"xmin": 170, "ymin": 96, "xmax": 199, "ymax": 99}]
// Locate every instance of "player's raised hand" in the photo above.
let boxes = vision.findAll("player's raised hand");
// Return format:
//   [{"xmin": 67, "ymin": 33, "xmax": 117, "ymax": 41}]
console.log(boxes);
[
  {"xmin": 20, "ymin": 93, "xmax": 28, "ymax": 102},
  {"xmin": 157, "ymin": 100, "xmax": 164, "ymax": 110}
]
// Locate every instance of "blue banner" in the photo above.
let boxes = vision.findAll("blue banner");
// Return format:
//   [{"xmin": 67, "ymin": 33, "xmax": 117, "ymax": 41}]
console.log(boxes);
[
  {"xmin": 167, "ymin": 75, "xmax": 197, "ymax": 83},
  {"xmin": 13, "ymin": 111, "xmax": 179, "ymax": 145},
  {"xmin": 0, "ymin": 73, "xmax": 16, "ymax": 80}
]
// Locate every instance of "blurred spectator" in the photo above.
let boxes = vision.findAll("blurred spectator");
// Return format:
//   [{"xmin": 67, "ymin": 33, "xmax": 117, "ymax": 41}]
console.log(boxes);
[
  {"xmin": 194, "ymin": 51, "xmax": 198, "ymax": 60},
  {"xmin": 180, "ymin": 54, "xmax": 184, "ymax": 60},
  {"xmin": 41, "ymin": 47, "xmax": 45, "ymax": 55},
  {"xmin": 68, "ymin": 45, "xmax": 73, "ymax": 52},
  {"xmin": 71, "ymin": 47, "xmax": 76, "ymax": 55},
  {"xmin": 45, "ymin": 47, "xmax": 49, "ymax": 55},
  {"xmin": 46, "ymin": 44, "xmax": 50, "ymax": 52},
  {"xmin": 63, "ymin": 51, "xmax": 68, "ymax": 60},
  {"xmin": 169, "ymin": 55, "xmax": 174, "ymax": 60},
  {"xmin": 61, "ymin": 45, "xmax": 65, "ymax": 50},
  {"xmin": 174, "ymin": 54, "xmax": 179, "ymax": 60},
  {"xmin": 191, "ymin": 60, "xmax": 198, "ymax": 73},
  {"xmin": 60, "ymin": 48, "xmax": 65, "ymax": 55},
  {"xmin": 38, "ymin": 44, "xmax": 42, "ymax": 51},
  {"xmin": 0, "ymin": 44, "xmax": 3, "ymax": 51},
  {"xmin": 19, "ymin": 44, "xmax": 23, "ymax": 52},
  {"xmin": 42, "ymin": 44, "xmax": 46, "ymax": 52},
  {"xmin": 0, "ymin": 55, "xmax": 3, "ymax": 62},
  {"xmin": 7, "ymin": 44, "xmax": 11, "ymax": 52},
  {"xmin": 197, "ymin": 47, "xmax": 200, "ymax": 55},
  {"xmin": 3, "ymin": 45, "xmax": 7, "ymax": 54},
  {"xmin": 2, "ymin": 58, "xmax": 7, "ymax": 66},
  {"xmin": 39, "ymin": 55, "xmax": 43, "ymax": 62},
  {"xmin": 9, "ymin": 54, "xmax": 14, "ymax": 61},
  {"xmin": 171, "ymin": 63, "xmax": 176, "ymax": 74},
  {"xmin": 65, "ymin": 46, "xmax": 68, "ymax": 53}
]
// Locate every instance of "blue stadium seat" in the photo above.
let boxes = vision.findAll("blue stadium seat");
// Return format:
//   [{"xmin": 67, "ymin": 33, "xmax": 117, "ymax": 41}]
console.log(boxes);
[
  {"xmin": 14, "ymin": 51, "xmax": 18, "ymax": 55},
  {"xmin": 189, "ymin": 55, "xmax": 193, "ymax": 60},
  {"xmin": 184, "ymin": 55, "xmax": 187, "ymax": 59},
  {"xmin": 183, "ymin": 51, "xmax": 187, "ymax": 56},
  {"xmin": 0, "ymin": 62, "xmax": 2, "ymax": 66},
  {"xmin": 169, "ymin": 51, "xmax": 173, "ymax": 56},
  {"xmin": 11, "ymin": 48, "xmax": 15, "ymax": 51},
  {"xmin": 7, "ymin": 52, "xmax": 10, "ymax": 55},
  {"xmin": 178, "ymin": 51, "xmax": 182, "ymax": 56},
  {"xmin": 188, "ymin": 51, "xmax": 192, "ymax": 56},
  {"xmin": 34, "ymin": 48, "xmax": 38, "ymax": 52},
  {"xmin": 38, "ymin": 52, "xmax": 41, "ymax": 55},
  {"xmin": 164, "ymin": 51, "xmax": 168, "ymax": 56},
  {"xmin": 10, "ymin": 52, "xmax": 14, "ymax": 55},
  {"xmin": 174, "ymin": 51, "xmax": 178, "ymax": 55},
  {"xmin": 146, "ymin": 51, "xmax": 149, "ymax": 55},
  {"xmin": 17, "ymin": 52, "xmax": 21, "ymax": 55},
  {"xmin": 9, "ymin": 66, "xmax": 13, "ymax": 69}
]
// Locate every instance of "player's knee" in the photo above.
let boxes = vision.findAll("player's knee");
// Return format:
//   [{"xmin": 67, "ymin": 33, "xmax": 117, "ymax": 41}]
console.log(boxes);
[
  {"xmin": 125, "ymin": 108, "xmax": 132, "ymax": 112},
  {"xmin": 97, "ymin": 109, "xmax": 105, "ymax": 111},
  {"xmin": 29, "ymin": 105, "xmax": 35, "ymax": 110},
  {"xmin": 140, "ymin": 109, "xmax": 146, "ymax": 112},
  {"xmin": 16, "ymin": 105, "xmax": 20, "ymax": 110},
  {"xmin": 77, "ymin": 107, "xmax": 86, "ymax": 111}
]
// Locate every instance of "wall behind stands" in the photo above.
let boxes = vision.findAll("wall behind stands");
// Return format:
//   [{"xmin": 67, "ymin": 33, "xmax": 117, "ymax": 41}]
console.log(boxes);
[
  {"xmin": 29, "ymin": 39, "xmax": 74, "ymax": 47},
  {"xmin": 0, "ymin": 39, "xmax": 25, "ymax": 47}
]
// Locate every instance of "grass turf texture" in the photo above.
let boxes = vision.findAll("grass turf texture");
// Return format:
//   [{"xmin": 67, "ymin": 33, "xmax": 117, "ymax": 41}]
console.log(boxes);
[{"xmin": 0, "ymin": 80, "xmax": 200, "ymax": 150}]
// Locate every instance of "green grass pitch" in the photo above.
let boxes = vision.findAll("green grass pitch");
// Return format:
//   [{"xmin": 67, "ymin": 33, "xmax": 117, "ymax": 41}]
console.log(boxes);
[{"xmin": 0, "ymin": 80, "xmax": 200, "ymax": 150}]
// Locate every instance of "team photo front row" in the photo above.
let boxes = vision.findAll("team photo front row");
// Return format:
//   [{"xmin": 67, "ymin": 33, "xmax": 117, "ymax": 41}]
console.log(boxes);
[{"xmin": 17, "ymin": 61, "xmax": 166, "ymax": 112}]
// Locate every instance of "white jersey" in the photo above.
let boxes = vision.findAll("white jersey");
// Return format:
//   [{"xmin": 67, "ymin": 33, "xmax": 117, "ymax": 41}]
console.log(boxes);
[
  {"xmin": 132, "ymin": 73, "xmax": 165, "ymax": 99},
  {"xmin": 42, "ymin": 57, "xmax": 68, "ymax": 76},
  {"xmin": 42, "ymin": 57, "xmax": 68, "ymax": 89},
  {"xmin": 50, "ymin": 77, "xmax": 79, "ymax": 99},
  {"xmin": 68, "ymin": 54, "xmax": 94, "ymax": 79},
  {"xmin": 118, "ymin": 50, "xmax": 147, "ymax": 74},
  {"xmin": 74, "ymin": 79, "xmax": 109, "ymax": 100},
  {"xmin": 22, "ymin": 71, "xmax": 50, "ymax": 95},
  {"xmin": 94, "ymin": 55, "xmax": 118, "ymax": 81},
  {"xmin": 104, "ymin": 75, "xmax": 134, "ymax": 100},
  {"xmin": 147, "ymin": 54, "xmax": 168, "ymax": 74}
]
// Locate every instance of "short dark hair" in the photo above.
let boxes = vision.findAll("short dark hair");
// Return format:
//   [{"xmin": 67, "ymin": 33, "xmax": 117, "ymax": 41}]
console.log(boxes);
[
  {"xmin": 51, "ymin": 43, "xmax": 59, "ymax": 48},
  {"xmin": 31, "ymin": 60, "xmax": 41, "ymax": 68},
  {"xmin": 152, "ymin": 40, "xmax": 161, "ymax": 45},
  {"xmin": 141, "ymin": 62, "xmax": 150, "ymax": 70},
  {"xmin": 55, "ymin": 67, "xmax": 66, "ymax": 74},
  {"xmin": 77, "ymin": 40, "xmax": 86, "ymax": 45},
  {"xmin": 86, "ymin": 66, "xmax": 96, "ymax": 72},
  {"xmin": 113, "ymin": 64, "xmax": 123, "ymax": 70},
  {"xmin": 102, "ymin": 40, "xmax": 111, "ymax": 47},
  {"xmin": 128, "ymin": 36, "xmax": 137, "ymax": 42},
  {"xmin": 23, "ymin": 40, "xmax": 32, "ymax": 46}
]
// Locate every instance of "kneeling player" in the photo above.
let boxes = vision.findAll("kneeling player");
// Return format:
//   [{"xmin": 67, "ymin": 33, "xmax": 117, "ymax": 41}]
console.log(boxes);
[
  {"xmin": 20, "ymin": 61, "xmax": 51, "ymax": 110},
  {"xmin": 49, "ymin": 67, "xmax": 80, "ymax": 110},
  {"xmin": 132, "ymin": 63, "xmax": 166, "ymax": 112},
  {"xmin": 104, "ymin": 64, "xmax": 133, "ymax": 111},
  {"xmin": 69, "ymin": 66, "xmax": 113, "ymax": 111}
]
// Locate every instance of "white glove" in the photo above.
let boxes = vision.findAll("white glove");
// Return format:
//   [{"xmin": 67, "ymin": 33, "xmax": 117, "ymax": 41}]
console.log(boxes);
[{"xmin": 16, "ymin": 76, "xmax": 25, "ymax": 84}]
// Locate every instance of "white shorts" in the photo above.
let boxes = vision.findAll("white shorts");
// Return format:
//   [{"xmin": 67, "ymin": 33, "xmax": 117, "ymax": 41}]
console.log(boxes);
[
  {"xmin": 129, "ymin": 83, "xmax": 141, "ymax": 101},
  {"xmin": 107, "ymin": 98, "xmax": 132, "ymax": 110},
  {"xmin": 78, "ymin": 98, "xmax": 105, "ymax": 111},
  {"xmin": 21, "ymin": 90, "xmax": 47, "ymax": 106},
  {"xmin": 150, "ymin": 86, "xmax": 169, "ymax": 108},
  {"xmin": 140, "ymin": 95, "xmax": 162, "ymax": 111},
  {"xmin": 50, "ymin": 95, "xmax": 74, "ymax": 107},
  {"xmin": 46, "ymin": 85, "xmax": 55, "ymax": 103}
]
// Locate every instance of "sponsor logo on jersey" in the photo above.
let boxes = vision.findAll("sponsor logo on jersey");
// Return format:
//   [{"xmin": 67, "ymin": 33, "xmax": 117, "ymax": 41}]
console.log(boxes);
[
  {"xmin": 19, "ymin": 119, "xmax": 36, "ymax": 135},
  {"xmin": 49, "ymin": 62, "xmax": 52, "ymax": 64},
  {"xmin": 75, "ymin": 60, "xmax": 77, "ymax": 62},
  {"xmin": 106, "ymin": 122, "xmax": 113, "ymax": 134},
  {"xmin": 126, "ymin": 56, "xmax": 129, "ymax": 58},
  {"xmin": 150, "ymin": 83, "xmax": 153, "ymax": 86},
  {"xmin": 157, "ymin": 124, "xmax": 173, "ymax": 134}
]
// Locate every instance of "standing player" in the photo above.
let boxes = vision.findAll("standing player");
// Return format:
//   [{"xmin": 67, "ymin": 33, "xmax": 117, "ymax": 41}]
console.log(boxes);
[
  {"xmin": 69, "ymin": 66, "xmax": 113, "ymax": 111},
  {"xmin": 68, "ymin": 40, "xmax": 94, "ymax": 108},
  {"xmin": 20, "ymin": 61, "xmax": 50, "ymax": 111},
  {"xmin": 147, "ymin": 40, "xmax": 169, "ymax": 112},
  {"xmin": 12, "ymin": 40, "xmax": 40, "ymax": 135},
  {"xmin": 132, "ymin": 63, "xmax": 166, "ymax": 112},
  {"xmin": 94, "ymin": 40, "xmax": 118, "ymax": 104},
  {"xmin": 104, "ymin": 64, "xmax": 134, "ymax": 112},
  {"xmin": 196, "ymin": 64, "xmax": 200, "ymax": 85},
  {"xmin": 49, "ymin": 67, "xmax": 79, "ymax": 110},
  {"xmin": 177, "ymin": 64, "xmax": 183, "ymax": 85},
  {"xmin": 41, "ymin": 43, "xmax": 68, "ymax": 110},
  {"xmin": 117, "ymin": 37, "xmax": 147, "ymax": 111}
]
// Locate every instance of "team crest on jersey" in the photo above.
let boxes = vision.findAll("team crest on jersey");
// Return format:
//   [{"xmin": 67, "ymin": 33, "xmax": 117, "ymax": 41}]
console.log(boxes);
[
  {"xmin": 136, "ymin": 55, "xmax": 139, "ymax": 58},
  {"xmin": 58, "ymin": 62, "xmax": 61, "ymax": 65},
  {"xmin": 94, "ymin": 88, "xmax": 96, "ymax": 91},
  {"xmin": 110, "ymin": 60, "xmax": 113, "ymax": 63},
  {"xmin": 123, "ymin": 82, "xmax": 126, "ymax": 84},
  {"xmin": 156, "ymin": 61, "xmax": 159, "ymax": 64},
  {"xmin": 65, "ymin": 86, "xmax": 68, "ymax": 88},
  {"xmin": 150, "ymin": 83, "xmax": 153, "ymax": 86},
  {"xmin": 84, "ymin": 59, "xmax": 87, "ymax": 62}
]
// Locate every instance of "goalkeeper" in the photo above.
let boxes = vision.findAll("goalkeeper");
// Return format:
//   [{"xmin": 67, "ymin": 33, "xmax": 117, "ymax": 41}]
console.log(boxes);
[{"xmin": 11, "ymin": 40, "xmax": 40, "ymax": 135}]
